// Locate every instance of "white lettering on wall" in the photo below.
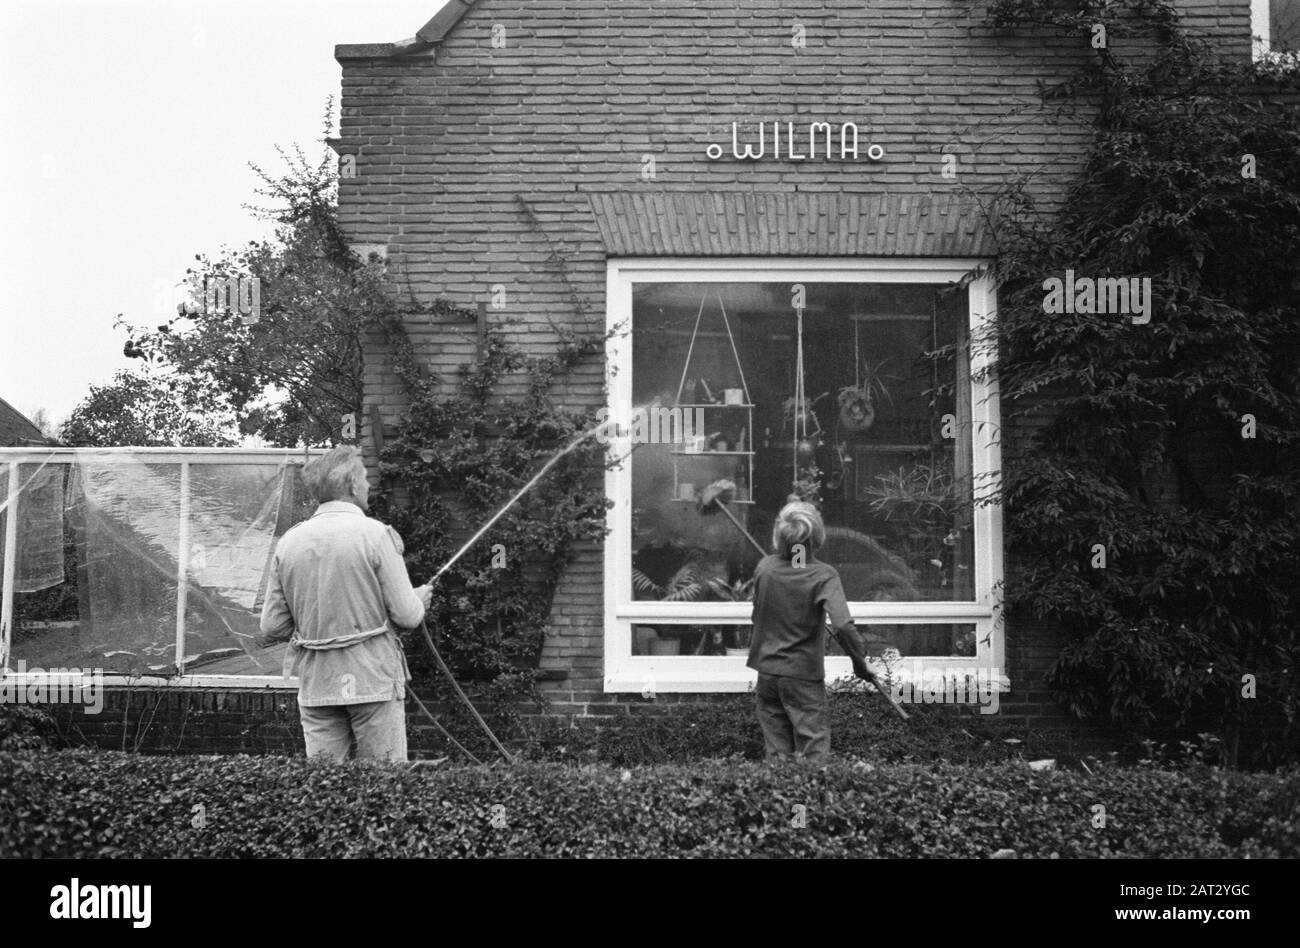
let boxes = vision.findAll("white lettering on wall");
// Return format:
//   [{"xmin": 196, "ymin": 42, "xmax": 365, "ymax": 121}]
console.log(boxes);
[{"xmin": 706, "ymin": 121, "xmax": 883, "ymax": 162}]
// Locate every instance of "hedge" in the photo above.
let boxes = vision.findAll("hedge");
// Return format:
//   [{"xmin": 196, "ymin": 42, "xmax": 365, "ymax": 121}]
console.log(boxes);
[{"xmin": 1, "ymin": 750, "xmax": 1295, "ymax": 858}]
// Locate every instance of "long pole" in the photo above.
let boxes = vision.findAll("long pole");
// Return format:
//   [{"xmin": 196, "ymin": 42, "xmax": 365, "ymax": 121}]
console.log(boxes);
[{"xmin": 716, "ymin": 501, "xmax": 766, "ymax": 557}]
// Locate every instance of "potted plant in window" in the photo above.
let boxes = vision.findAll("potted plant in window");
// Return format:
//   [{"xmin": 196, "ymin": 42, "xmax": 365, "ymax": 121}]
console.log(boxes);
[
  {"xmin": 704, "ymin": 575, "xmax": 756, "ymax": 655},
  {"xmin": 632, "ymin": 560, "xmax": 709, "ymax": 655},
  {"xmin": 837, "ymin": 358, "xmax": 895, "ymax": 433},
  {"xmin": 862, "ymin": 461, "xmax": 970, "ymax": 595}
]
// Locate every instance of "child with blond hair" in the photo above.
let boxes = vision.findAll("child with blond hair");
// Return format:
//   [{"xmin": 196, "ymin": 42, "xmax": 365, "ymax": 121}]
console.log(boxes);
[{"xmin": 748, "ymin": 500, "xmax": 876, "ymax": 761}]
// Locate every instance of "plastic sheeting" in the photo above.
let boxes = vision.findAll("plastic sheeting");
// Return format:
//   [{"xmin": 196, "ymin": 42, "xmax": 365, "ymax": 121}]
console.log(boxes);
[
  {"xmin": 67, "ymin": 460, "xmax": 184, "ymax": 675},
  {"xmin": 5, "ymin": 455, "xmax": 312, "ymax": 676},
  {"xmin": 0, "ymin": 460, "xmax": 66, "ymax": 594},
  {"xmin": 181, "ymin": 464, "xmax": 294, "ymax": 675},
  {"xmin": 15, "ymin": 463, "xmax": 65, "ymax": 592}
]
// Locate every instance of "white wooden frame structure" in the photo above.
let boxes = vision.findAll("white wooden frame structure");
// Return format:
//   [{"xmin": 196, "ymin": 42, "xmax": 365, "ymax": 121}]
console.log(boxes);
[
  {"xmin": 603, "ymin": 258, "xmax": 1004, "ymax": 693},
  {"xmin": 0, "ymin": 447, "xmax": 323, "ymax": 689}
]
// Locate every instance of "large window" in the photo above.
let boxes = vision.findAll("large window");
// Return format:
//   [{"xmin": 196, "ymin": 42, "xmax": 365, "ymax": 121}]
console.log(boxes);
[
  {"xmin": 0, "ymin": 449, "xmax": 319, "ymax": 686},
  {"xmin": 603, "ymin": 260, "xmax": 1002, "ymax": 692}
]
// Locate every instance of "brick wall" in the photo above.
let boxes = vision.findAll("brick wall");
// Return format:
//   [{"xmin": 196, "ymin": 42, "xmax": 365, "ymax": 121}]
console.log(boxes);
[
  {"xmin": 330, "ymin": 0, "xmax": 1264, "ymax": 729},
  {"xmin": 37, "ymin": 688, "xmax": 528, "ymax": 758},
  {"xmin": 45, "ymin": 689, "xmax": 304, "ymax": 756}
]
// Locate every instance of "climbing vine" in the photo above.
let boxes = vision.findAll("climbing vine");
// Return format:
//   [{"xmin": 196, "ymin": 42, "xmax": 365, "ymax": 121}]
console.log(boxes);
[
  {"xmin": 981, "ymin": 0, "xmax": 1300, "ymax": 764},
  {"xmin": 368, "ymin": 287, "xmax": 614, "ymax": 720}
]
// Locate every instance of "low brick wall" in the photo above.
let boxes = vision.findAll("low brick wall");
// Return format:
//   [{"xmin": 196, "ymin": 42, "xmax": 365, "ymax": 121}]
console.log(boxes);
[
  {"xmin": 45, "ymin": 688, "xmax": 305, "ymax": 756},
  {"xmin": 33, "ymin": 668, "xmax": 1106, "ymax": 759}
]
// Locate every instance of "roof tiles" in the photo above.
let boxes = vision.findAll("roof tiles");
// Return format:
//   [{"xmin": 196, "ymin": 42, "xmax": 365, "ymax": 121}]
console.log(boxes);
[{"xmin": 585, "ymin": 191, "xmax": 995, "ymax": 257}]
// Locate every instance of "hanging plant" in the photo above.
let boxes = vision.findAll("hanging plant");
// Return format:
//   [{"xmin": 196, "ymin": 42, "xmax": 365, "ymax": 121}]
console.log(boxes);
[
  {"xmin": 837, "ymin": 386, "xmax": 875, "ymax": 432},
  {"xmin": 837, "ymin": 357, "xmax": 895, "ymax": 433},
  {"xmin": 782, "ymin": 392, "xmax": 827, "ymax": 435},
  {"xmin": 790, "ymin": 462, "xmax": 824, "ymax": 507}
]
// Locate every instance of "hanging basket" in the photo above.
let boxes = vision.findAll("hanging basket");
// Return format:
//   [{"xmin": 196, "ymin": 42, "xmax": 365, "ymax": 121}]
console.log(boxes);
[{"xmin": 837, "ymin": 387, "xmax": 876, "ymax": 432}]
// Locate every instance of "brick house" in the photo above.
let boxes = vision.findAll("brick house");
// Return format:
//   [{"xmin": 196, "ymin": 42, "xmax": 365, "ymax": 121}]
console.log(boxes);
[
  {"xmin": 4, "ymin": 1, "xmax": 1292, "ymax": 754},
  {"xmin": 0, "ymin": 397, "xmax": 45, "ymax": 448},
  {"xmin": 327, "ymin": 0, "xmax": 1269, "ymax": 725}
]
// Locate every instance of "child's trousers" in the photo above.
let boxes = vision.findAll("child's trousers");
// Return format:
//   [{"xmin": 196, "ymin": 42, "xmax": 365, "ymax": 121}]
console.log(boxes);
[{"xmin": 755, "ymin": 672, "xmax": 830, "ymax": 762}]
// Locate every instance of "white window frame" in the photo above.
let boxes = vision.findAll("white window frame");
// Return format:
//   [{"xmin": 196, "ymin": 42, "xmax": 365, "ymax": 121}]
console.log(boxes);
[
  {"xmin": 1253, "ymin": 0, "xmax": 1272, "ymax": 58},
  {"xmin": 602, "ymin": 257, "xmax": 1004, "ymax": 693},
  {"xmin": 0, "ymin": 446, "xmax": 323, "ymax": 690},
  {"xmin": 1253, "ymin": 0, "xmax": 1300, "ymax": 61}
]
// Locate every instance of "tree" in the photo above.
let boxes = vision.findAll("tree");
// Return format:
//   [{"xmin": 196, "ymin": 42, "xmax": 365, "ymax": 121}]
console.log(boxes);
[
  {"xmin": 120, "ymin": 106, "xmax": 384, "ymax": 447},
  {"xmin": 26, "ymin": 408, "xmax": 58, "ymax": 442},
  {"xmin": 61, "ymin": 370, "xmax": 239, "ymax": 447}
]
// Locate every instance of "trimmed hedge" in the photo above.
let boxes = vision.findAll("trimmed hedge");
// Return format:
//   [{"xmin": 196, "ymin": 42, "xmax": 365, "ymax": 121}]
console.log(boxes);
[
  {"xmin": 0, "ymin": 705, "xmax": 57, "ymax": 752},
  {"xmin": 1, "ymin": 750, "xmax": 1295, "ymax": 858}
]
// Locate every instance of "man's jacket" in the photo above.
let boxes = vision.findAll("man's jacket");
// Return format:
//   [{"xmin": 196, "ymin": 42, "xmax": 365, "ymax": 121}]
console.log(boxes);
[{"xmin": 259, "ymin": 501, "xmax": 425, "ymax": 707}]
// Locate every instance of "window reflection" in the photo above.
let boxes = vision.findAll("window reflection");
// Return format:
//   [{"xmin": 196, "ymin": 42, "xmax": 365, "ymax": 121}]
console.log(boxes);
[{"xmin": 629, "ymin": 281, "xmax": 976, "ymax": 658}]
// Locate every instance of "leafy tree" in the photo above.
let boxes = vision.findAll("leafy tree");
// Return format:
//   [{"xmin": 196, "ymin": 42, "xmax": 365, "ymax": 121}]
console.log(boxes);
[
  {"xmin": 121, "ymin": 107, "xmax": 380, "ymax": 447},
  {"xmin": 26, "ymin": 408, "xmax": 58, "ymax": 441},
  {"xmin": 60, "ymin": 369, "xmax": 238, "ymax": 447},
  {"xmin": 983, "ymin": 0, "xmax": 1300, "ymax": 765}
]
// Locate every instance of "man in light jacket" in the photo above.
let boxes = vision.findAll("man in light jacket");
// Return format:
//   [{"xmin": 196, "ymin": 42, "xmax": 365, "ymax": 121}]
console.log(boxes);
[{"xmin": 256, "ymin": 445, "xmax": 433, "ymax": 761}]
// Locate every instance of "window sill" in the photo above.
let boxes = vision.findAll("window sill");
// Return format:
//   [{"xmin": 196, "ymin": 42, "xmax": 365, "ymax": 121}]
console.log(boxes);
[{"xmin": 605, "ymin": 657, "xmax": 1010, "ymax": 694}]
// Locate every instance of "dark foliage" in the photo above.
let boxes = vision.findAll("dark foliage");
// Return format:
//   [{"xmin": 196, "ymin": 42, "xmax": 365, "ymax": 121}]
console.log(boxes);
[
  {"xmin": 2, "ymin": 748, "xmax": 1294, "ymax": 858},
  {"xmin": 982, "ymin": 0, "xmax": 1300, "ymax": 765},
  {"xmin": 370, "ymin": 280, "xmax": 612, "ymax": 715}
]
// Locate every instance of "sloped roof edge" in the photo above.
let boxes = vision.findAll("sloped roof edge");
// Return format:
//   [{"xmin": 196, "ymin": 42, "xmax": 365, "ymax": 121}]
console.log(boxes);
[
  {"xmin": 336, "ymin": 0, "xmax": 477, "ymax": 61},
  {"xmin": 585, "ymin": 191, "xmax": 998, "ymax": 258},
  {"xmin": 0, "ymin": 394, "xmax": 45, "ymax": 447}
]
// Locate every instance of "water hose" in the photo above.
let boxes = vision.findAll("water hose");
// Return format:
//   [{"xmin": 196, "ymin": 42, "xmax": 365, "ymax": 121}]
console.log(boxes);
[
  {"xmin": 407, "ymin": 681, "xmax": 483, "ymax": 765},
  {"xmin": 413, "ymin": 618, "xmax": 512, "ymax": 763},
  {"xmin": 408, "ymin": 419, "xmax": 619, "ymax": 763}
]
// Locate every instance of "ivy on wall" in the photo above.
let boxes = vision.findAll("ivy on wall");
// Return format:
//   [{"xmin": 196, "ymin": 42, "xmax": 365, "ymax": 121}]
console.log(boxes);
[
  {"xmin": 982, "ymin": 0, "xmax": 1300, "ymax": 764},
  {"xmin": 368, "ymin": 290, "xmax": 614, "ymax": 715}
]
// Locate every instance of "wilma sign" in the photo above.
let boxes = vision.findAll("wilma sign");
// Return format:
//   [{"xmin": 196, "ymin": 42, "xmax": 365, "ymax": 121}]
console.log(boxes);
[{"xmin": 706, "ymin": 121, "xmax": 885, "ymax": 162}]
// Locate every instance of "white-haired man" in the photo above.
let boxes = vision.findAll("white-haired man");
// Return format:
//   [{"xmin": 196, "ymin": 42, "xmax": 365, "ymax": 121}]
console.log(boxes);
[{"xmin": 256, "ymin": 445, "xmax": 433, "ymax": 761}]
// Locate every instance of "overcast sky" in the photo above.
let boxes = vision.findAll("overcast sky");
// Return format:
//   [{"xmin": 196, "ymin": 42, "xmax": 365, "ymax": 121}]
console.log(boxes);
[{"xmin": 0, "ymin": 0, "xmax": 449, "ymax": 426}]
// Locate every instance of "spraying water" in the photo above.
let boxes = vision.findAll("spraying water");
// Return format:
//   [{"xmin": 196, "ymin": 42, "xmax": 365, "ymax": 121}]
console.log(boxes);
[
  {"xmin": 413, "ymin": 405, "xmax": 664, "ymax": 763},
  {"xmin": 410, "ymin": 412, "xmax": 635, "ymax": 764},
  {"xmin": 425, "ymin": 413, "xmax": 630, "ymax": 585}
]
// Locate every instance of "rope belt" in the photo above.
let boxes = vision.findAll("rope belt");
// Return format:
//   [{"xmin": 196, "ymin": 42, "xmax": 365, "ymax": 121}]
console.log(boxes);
[
  {"xmin": 289, "ymin": 623, "xmax": 393, "ymax": 651},
  {"xmin": 282, "ymin": 623, "xmax": 404, "ymax": 682}
]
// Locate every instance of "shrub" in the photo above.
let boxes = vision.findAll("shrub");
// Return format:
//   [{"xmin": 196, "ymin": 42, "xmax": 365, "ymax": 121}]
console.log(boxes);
[
  {"xmin": 1, "ymin": 750, "xmax": 1294, "ymax": 858},
  {"xmin": 0, "ymin": 704, "xmax": 58, "ymax": 752},
  {"xmin": 983, "ymin": 0, "xmax": 1300, "ymax": 764}
]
